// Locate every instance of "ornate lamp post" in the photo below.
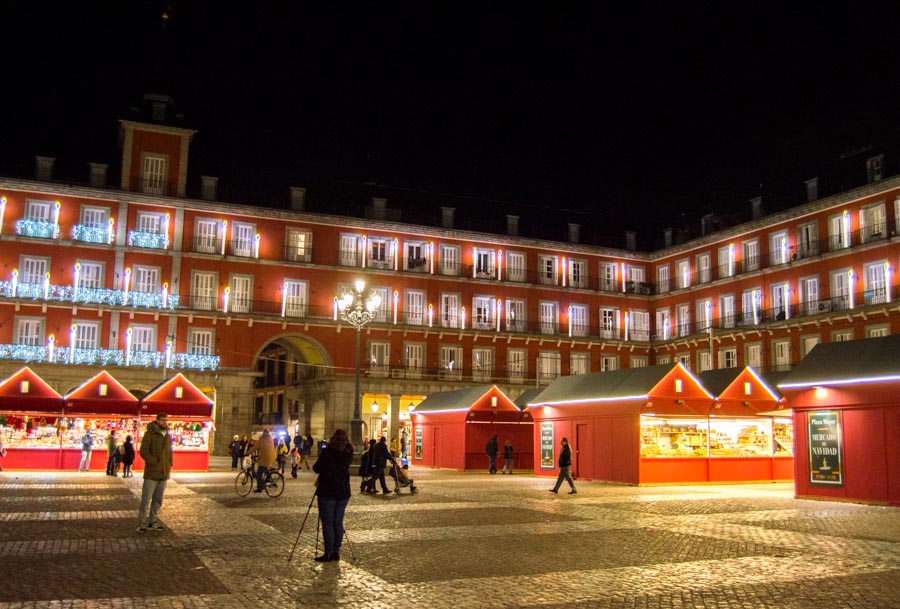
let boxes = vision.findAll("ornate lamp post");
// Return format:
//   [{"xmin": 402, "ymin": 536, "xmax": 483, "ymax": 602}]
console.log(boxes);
[{"xmin": 339, "ymin": 279, "xmax": 381, "ymax": 448}]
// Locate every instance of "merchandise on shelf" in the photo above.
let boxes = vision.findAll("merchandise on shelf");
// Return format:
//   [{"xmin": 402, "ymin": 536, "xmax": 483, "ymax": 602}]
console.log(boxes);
[
  {"xmin": 138, "ymin": 419, "xmax": 210, "ymax": 451},
  {"xmin": 640, "ymin": 418, "xmax": 708, "ymax": 458}
]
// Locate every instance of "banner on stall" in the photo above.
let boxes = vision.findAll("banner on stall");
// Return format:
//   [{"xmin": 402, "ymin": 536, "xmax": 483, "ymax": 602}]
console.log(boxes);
[{"xmin": 807, "ymin": 410, "xmax": 843, "ymax": 487}]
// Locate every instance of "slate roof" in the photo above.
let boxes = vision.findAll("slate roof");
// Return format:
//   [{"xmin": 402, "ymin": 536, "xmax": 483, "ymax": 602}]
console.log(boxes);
[
  {"xmin": 513, "ymin": 387, "xmax": 544, "ymax": 409},
  {"xmin": 528, "ymin": 364, "xmax": 678, "ymax": 406},
  {"xmin": 778, "ymin": 334, "xmax": 900, "ymax": 388},
  {"xmin": 411, "ymin": 385, "xmax": 496, "ymax": 413}
]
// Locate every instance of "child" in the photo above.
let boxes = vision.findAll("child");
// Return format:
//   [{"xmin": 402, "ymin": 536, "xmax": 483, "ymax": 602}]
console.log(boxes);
[
  {"xmin": 290, "ymin": 446, "xmax": 300, "ymax": 478},
  {"xmin": 502, "ymin": 440, "xmax": 514, "ymax": 475},
  {"xmin": 121, "ymin": 435, "xmax": 135, "ymax": 478}
]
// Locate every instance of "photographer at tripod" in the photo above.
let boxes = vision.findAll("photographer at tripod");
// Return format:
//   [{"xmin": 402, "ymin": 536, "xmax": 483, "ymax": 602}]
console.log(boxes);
[{"xmin": 311, "ymin": 429, "xmax": 354, "ymax": 562}]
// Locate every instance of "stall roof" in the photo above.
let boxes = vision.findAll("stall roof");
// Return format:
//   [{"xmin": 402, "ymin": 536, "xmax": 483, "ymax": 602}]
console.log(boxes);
[
  {"xmin": 63, "ymin": 370, "xmax": 139, "ymax": 416},
  {"xmin": 140, "ymin": 373, "xmax": 213, "ymax": 419},
  {"xmin": 514, "ymin": 387, "xmax": 544, "ymax": 410},
  {"xmin": 412, "ymin": 385, "xmax": 518, "ymax": 414},
  {"xmin": 778, "ymin": 334, "xmax": 900, "ymax": 389},
  {"xmin": 698, "ymin": 367, "xmax": 783, "ymax": 401},
  {"xmin": 0, "ymin": 366, "xmax": 63, "ymax": 414}
]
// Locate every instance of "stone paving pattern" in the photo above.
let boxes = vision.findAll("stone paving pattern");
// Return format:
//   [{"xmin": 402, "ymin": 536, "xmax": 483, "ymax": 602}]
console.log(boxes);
[{"xmin": 1, "ymin": 458, "xmax": 898, "ymax": 608}]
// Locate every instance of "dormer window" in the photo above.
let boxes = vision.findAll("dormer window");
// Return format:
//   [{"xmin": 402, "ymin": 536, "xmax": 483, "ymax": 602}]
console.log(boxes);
[{"xmin": 141, "ymin": 154, "xmax": 168, "ymax": 195}]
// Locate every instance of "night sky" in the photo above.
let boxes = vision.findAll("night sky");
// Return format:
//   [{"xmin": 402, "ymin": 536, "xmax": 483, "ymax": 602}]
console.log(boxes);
[{"xmin": 4, "ymin": 2, "xmax": 900, "ymax": 249}]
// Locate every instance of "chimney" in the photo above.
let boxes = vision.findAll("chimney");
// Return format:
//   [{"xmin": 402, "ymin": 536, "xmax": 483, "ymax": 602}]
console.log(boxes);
[
  {"xmin": 506, "ymin": 215, "xmax": 519, "ymax": 237},
  {"xmin": 804, "ymin": 177, "xmax": 818, "ymax": 203},
  {"xmin": 441, "ymin": 206, "xmax": 455, "ymax": 229},
  {"xmin": 625, "ymin": 230, "xmax": 636, "ymax": 252},
  {"xmin": 372, "ymin": 197, "xmax": 388, "ymax": 221},
  {"xmin": 664, "ymin": 227, "xmax": 673, "ymax": 248},
  {"xmin": 88, "ymin": 163, "xmax": 108, "ymax": 188},
  {"xmin": 701, "ymin": 213, "xmax": 713, "ymax": 236},
  {"xmin": 200, "ymin": 176, "xmax": 218, "ymax": 201},
  {"xmin": 35, "ymin": 156, "xmax": 55, "ymax": 182},
  {"xmin": 568, "ymin": 223, "xmax": 580, "ymax": 244},
  {"xmin": 751, "ymin": 196, "xmax": 763, "ymax": 220},
  {"xmin": 289, "ymin": 187, "xmax": 306, "ymax": 211}
]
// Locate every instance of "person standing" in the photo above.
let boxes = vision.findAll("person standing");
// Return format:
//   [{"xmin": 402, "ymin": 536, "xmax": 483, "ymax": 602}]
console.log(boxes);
[
  {"xmin": 549, "ymin": 437, "xmax": 577, "ymax": 494},
  {"xmin": 501, "ymin": 440, "xmax": 514, "ymax": 475},
  {"xmin": 485, "ymin": 434, "xmax": 499, "ymax": 474},
  {"xmin": 401, "ymin": 428, "xmax": 409, "ymax": 459},
  {"xmin": 249, "ymin": 429, "xmax": 276, "ymax": 493},
  {"xmin": 297, "ymin": 434, "xmax": 312, "ymax": 471},
  {"xmin": 276, "ymin": 436, "xmax": 289, "ymax": 474},
  {"xmin": 228, "ymin": 435, "xmax": 241, "ymax": 470},
  {"xmin": 366, "ymin": 437, "xmax": 394, "ymax": 494},
  {"xmin": 137, "ymin": 413, "xmax": 173, "ymax": 531},
  {"xmin": 105, "ymin": 430, "xmax": 119, "ymax": 476},
  {"xmin": 312, "ymin": 428, "xmax": 354, "ymax": 562},
  {"xmin": 238, "ymin": 434, "xmax": 250, "ymax": 468},
  {"xmin": 79, "ymin": 429, "xmax": 94, "ymax": 471},
  {"xmin": 121, "ymin": 434, "xmax": 135, "ymax": 478}
]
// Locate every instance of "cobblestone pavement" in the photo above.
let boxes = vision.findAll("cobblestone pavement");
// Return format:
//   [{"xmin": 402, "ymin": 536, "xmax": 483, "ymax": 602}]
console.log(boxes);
[{"xmin": 1, "ymin": 458, "xmax": 899, "ymax": 608}]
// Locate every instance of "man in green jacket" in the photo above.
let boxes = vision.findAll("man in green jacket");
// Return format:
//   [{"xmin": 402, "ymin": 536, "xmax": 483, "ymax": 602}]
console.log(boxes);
[{"xmin": 137, "ymin": 413, "xmax": 173, "ymax": 532}]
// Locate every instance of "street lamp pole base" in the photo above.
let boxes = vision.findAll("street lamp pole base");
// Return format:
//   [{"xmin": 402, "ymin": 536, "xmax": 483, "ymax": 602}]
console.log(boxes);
[{"xmin": 350, "ymin": 418, "xmax": 365, "ymax": 449}]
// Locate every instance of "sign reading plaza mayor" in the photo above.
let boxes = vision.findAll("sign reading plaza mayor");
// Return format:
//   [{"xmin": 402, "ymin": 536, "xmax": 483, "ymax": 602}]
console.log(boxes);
[
  {"xmin": 414, "ymin": 426, "xmax": 423, "ymax": 460},
  {"xmin": 540, "ymin": 421, "xmax": 555, "ymax": 469},
  {"xmin": 807, "ymin": 410, "xmax": 844, "ymax": 487}
]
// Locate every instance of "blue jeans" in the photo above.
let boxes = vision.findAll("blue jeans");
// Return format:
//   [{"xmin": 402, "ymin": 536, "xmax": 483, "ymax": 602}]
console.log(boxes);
[
  {"xmin": 138, "ymin": 478, "xmax": 167, "ymax": 525},
  {"xmin": 318, "ymin": 496, "xmax": 349, "ymax": 555},
  {"xmin": 488, "ymin": 454, "xmax": 497, "ymax": 473}
]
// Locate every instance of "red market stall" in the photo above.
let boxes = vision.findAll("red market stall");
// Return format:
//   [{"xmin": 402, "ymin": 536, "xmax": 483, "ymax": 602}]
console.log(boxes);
[
  {"xmin": 778, "ymin": 335, "xmax": 900, "ymax": 506},
  {"xmin": 0, "ymin": 367, "xmax": 65, "ymax": 469},
  {"xmin": 62, "ymin": 370, "xmax": 139, "ymax": 471},
  {"xmin": 138, "ymin": 373, "xmax": 214, "ymax": 472},
  {"xmin": 411, "ymin": 385, "xmax": 533, "ymax": 471},
  {"xmin": 698, "ymin": 367, "xmax": 793, "ymax": 483}
]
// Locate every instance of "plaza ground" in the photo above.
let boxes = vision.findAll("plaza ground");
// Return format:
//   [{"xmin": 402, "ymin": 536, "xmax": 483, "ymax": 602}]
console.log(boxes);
[{"xmin": 1, "ymin": 457, "xmax": 898, "ymax": 608}]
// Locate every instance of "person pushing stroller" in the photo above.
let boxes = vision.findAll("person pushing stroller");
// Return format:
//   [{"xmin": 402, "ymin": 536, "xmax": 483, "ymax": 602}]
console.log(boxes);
[{"xmin": 365, "ymin": 437, "xmax": 396, "ymax": 494}]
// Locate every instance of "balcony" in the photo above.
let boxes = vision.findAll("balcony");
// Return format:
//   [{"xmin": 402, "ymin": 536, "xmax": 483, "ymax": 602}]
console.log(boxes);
[
  {"xmin": 0, "ymin": 344, "xmax": 219, "ymax": 370},
  {"xmin": 16, "ymin": 219, "xmax": 58, "ymax": 239},
  {"xmin": 0, "ymin": 280, "xmax": 179, "ymax": 311},
  {"xmin": 128, "ymin": 230, "xmax": 167, "ymax": 249},
  {"xmin": 72, "ymin": 224, "xmax": 111, "ymax": 244}
]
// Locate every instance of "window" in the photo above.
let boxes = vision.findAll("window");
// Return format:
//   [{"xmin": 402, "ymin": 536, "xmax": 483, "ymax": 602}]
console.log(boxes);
[
  {"xmin": 191, "ymin": 271, "xmax": 217, "ymax": 310},
  {"xmin": 137, "ymin": 211, "xmax": 165, "ymax": 234},
  {"xmin": 675, "ymin": 259, "xmax": 690, "ymax": 289},
  {"xmin": 130, "ymin": 325, "xmax": 156, "ymax": 352},
  {"xmin": 142, "ymin": 155, "xmax": 167, "ymax": 195},
  {"xmin": 830, "ymin": 269, "xmax": 851, "ymax": 310},
  {"xmin": 797, "ymin": 222, "xmax": 818, "ymax": 258},
  {"xmin": 657, "ymin": 265, "xmax": 670, "ymax": 293},
  {"xmin": 473, "ymin": 296, "xmax": 495, "ymax": 330},
  {"xmin": 860, "ymin": 203, "xmax": 887, "ymax": 243},
  {"xmin": 440, "ymin": 244, "xmax": 460, "ymax": 276},
  {"xmin": 719, "ymin": 295, "xmax": 735, "ymax": 329},
  {"xmin": 829, "ymin": 212, "xmax": 850, "ymax": 251},
  {"xmin": 283, "ymin": 280, "xmax": 308, "ymax": 317},
  {"xmin": 631, "ymin": 356, "xmax": 648, "ymax": 368},
  {"xmin": 742, "ymin": 239, "xmax": 759, "ymax": 272},
  {"xmin": 368, "ymin": 341, "xmax": 390, "ymax": 375},
  {"xmin": 600, "ymin": 307, "xmax": 618, "ymax": 338},
  {"xmin": 72, "ymin": 321, "xmax": 100, "ymax": 350},
  {"xmin": 439, "ymin": 345, "xmax": 462, "ymax": 379},
  {"xmin": 80, "ymin": 206, "xmax": 108, "ymax": 227},
  {"xmin": 25, "ymin": 199, "xmax": 52, "ymax": 222},
  {"xmin": 601, "ymin": 355, "xmax": 618, "ymax": 371},
  {"xmin": 508, "ymin": 349, "xmax": 527, "ymax": 382},
  {"xmin": 569, "ymin": 259, "xmax": 587, "ymax": 288},
  {"xmin": 770, "ymin": 231, "xmax": 789, "ymax": 265},
  {"xmin": 741, "ymin": 288, "xmax": 762, "ymax": 325},
  {"xmin": 15, "ymin": 317, "xmax": 43, "ymax": 346},
  {"xmin": 718, "ymin": 245, "xmax": 734, "ymax": 278},
  {"xmin": 132, "ymin": 265, "xmax": 160, "ymax": 294},
  {"xmin": 773, "ymin": 340, "xmax": 791, "ymax": 371},
  {"xmin": 676, "ymin": 303, "xmax": 691, "ymax": 337},
  {"xmin": 866, "ymin": 325, "xmax": 889, "ymax": 338},
  {"xmin": 771, "ymin": 282, "xmax": 790, "ymax": 320},
  {"xmin": 404, "ymin": 343, "xmax": 425, "ymax": 376},
  {"xmin": 570, "ymin": 353, "xmax": 590, "ymax": 375},
  {"xmin": 340, "ymin": 234, "xmax": 360, "ymax": 266},
  {"xmin": 188, "ymin": 328, "xmax": 215, "ymax": 355},
  {"xmin": 540, "ymin": 302, "xmax": 558, "ymax": 334},
  {"xmin": 655, "ymin": 308, "xmax": 670, "ymax": 340},
  {"xmin": 719, "ymin": 347, "xmax": 737, "ymax": 369},
  {"xmin": 627, "ymin": 266, "xmax": 646, "ymax": 287},
  {"xmin": 369, "ymin": 237, "xmax": 390, "ymax": 269},
  {"xmin": 657, "ymin": 355, "xmax": 671, "ymax": 365},
  {"xmin": 832, "ymin": 329, "xmax": 853, "ymax": 342},
  {"xmin": 695, "ymin": 298, "xmax": 712, "ymax": 332},
  {"xmin": 472, "ymin": 348, "xmax": 494, "ymax": 381},
  {"xmin": 132, "ymin": 211, "xmax": 167, "ymax": 248},
  {"xmin": 801, "ymin": 335, "xmax": 820, "ymax": 357},
  {"xmin": 600, "ymin": 262, "xmax": 617, "ymax": 291},
  {"xmin": 630, "ymin": 310, "xmax": 649, "ymax": 341},
  {"xmin": 538, "ymin": 255, "xmax": 558, "ymax": 285},
  {"xmin": 696, "ymin": 253, "xmax": 711, "ymax": 283},
  {"xmin": 867, "ymin": 155, "xmax": 884, "ymax": 183},
  {"xmin": 474, "ymin": 247, "xmax": 495, "ymax": 278},
  {"xmin": 746, "ymin": 343, "xmax": 762, "ymax": 369},
  {"xmin": 286, "ymin": 228, "xmax": 312, "ymax": 262},
  {"xmin": 195, "ymin": 219, "xmax": 219, "ymax": 253},
  {"xmin": 76, "ymin": 261, "xmax": 104, "ymax": 290},
  {"xmin": 440, "ymin": 293, "xmax": 460, "ymax": 328},
  {"xmin": 676, "ymin": 354, "xmax": 691, "ymax": 369},
  {"xmin": 231, "ymin": 222, "xmax": 255, "ymax": 257},
  {"xmin": 405, "ymin": 241, "xmax": 427, "ymax": 271},
  {"xmin": 506, "ymin": 298, "xmax": 526, "ymax": 332},
  {"xmin": 537, "ymin": 351, "xmax": 560, "ymax": 384},
  {"xmin": 20, "ymin": 256, "xmax": 49, "ymax": 285},
  {"xmin": 229, "ymin": 275, "xmax": 252, "ymax": 313},
  {"xmin": 507, "ymin": 252, "xmax": 526, "ymax": 282},
  {"xmin": 800, "ymin": 276, "xmax": 820, "ymax": 315},
  {"xmin": 698, "ymin": 351, "xmax": 712, "ymax": 373},
  {"xmin": 404, "ymin": 290, "xmax": 426, "ymax": 325},
  {"xmin": 569, "ymin": 304, "xmax": 589, "ymax": 337}
]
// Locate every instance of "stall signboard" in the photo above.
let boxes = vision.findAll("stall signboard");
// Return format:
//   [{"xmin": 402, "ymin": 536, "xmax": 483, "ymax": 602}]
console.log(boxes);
[
  {"xmin": 540, "ymin": 421, "xmax": 555, "ymax": 469},
  {"xmin": 414, "ymin": 426, "xmax": 422, "ymax": 460},
  {"xmin": 807, "ymin": 410, "xmax": 844, "ymax": 487}
]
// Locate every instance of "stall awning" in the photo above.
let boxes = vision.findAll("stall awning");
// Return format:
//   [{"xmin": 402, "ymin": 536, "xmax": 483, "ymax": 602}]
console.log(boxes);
[
  {"xmin": 140, "ymin": 373, "xmax": 213, "ymax": 419},
  {"xmin": 0, "ymin": 366, "xmax": 63, "ymax": 414},
  {"xmin": 63, "ymin": 370, "xmax": 139, "ymax": 416}
]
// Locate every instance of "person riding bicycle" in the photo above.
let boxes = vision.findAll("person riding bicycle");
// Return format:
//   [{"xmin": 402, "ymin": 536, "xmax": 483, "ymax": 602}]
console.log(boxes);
[{"xmin": 249, "ymin": 429, "xmax": 277, "ymax": 493}]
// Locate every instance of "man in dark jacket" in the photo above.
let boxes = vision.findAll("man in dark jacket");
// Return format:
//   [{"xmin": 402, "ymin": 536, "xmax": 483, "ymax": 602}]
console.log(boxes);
[
  {"xmin": 365, "ymin": 437, "xmax": 395, "ymax": 494},
  {"xmin": 549, "ymin": 437, "xmax": 577, "ymax": 494},
  {"xmin": 485, "ymin": 434, "xmax": 499, "ymax": 474},
  {"xmin": 137, "ymin": 413, "xmax": 174, "ymax": 531}
]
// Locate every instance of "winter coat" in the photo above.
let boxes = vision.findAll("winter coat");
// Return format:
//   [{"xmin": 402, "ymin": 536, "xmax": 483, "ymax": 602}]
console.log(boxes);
[
  {"xmin": 485, "ymin": 437, "xmax": 499, "ymax": 457},
  {"xmin": 122, "ymin": 440, "xmax": 136, "ymax": 465},
  {"xmin": 229, "ymin": 439, "xmax": 242, "ymax": 457},
  {"xmin": 140, "ymin": 421, "xmax": 173, "ymax": 480},
  {"xmin": 373, "ymin": 440, "xmax": 392, "ymax": 469},
  {"xmin": 558, "ymin": 444, "xmax": 572, "ymax": 468},
  {"xmin": 313, "ymin": 445, "xmax": 353, "ymax": 500},
  {"xmin": 504, "ymin": 444, "xmax": 514, "ymax": 459},
  {"xmin": 251, "ymin": 433, "xmax": 277, "ymax": 468}
]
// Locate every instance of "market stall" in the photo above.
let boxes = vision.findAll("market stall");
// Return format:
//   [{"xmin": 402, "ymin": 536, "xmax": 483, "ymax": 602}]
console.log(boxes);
[
  {"xmin": 0, "ymin": 367, "xmax": 65, "ymax": 469},
  {"xmin": 778, "ymin": 335, "xmax": 900, "ymax": 506},
  {"xmin": 138, "ymin": 373, "xmax": 214, "ymax": 471},
  {"xmin": 62, "ymin": 370, "xmax": 139, "ymax": 471},
  {"xmin": 411, "ymin": 384, "xmax": 533, "ymax": 471}
]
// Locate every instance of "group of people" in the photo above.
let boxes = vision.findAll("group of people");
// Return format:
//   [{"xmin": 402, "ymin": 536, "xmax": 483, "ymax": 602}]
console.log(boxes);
[
  {"xmin": 484, "ymin": 435, "xmax": 515, "ymax": 475},
  {"xmin": 77, "ymin": 428, "xmax": 136, "ymax": 477},
  {"xmin": 228, "ymin": 431, "xmax": 315, "ymax": 480},
  {"xmin": 358, "ymin": 436, "xmax": 396, "ymax": 494},
  {"xmin": 486, "ymin": 434, "xmax": 576, "ymax": 493}
]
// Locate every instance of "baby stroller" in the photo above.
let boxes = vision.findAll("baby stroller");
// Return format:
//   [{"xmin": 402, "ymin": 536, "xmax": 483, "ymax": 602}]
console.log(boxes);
[{"xmin": 388, "ymin": 461, "xmax": 418, "ymax": 494}]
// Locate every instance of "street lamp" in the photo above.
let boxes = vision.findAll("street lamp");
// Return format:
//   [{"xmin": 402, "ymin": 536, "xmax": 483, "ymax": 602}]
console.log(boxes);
[{"xmin": 338, "ymin": 279, "xmax": 381, "ymax": 448}]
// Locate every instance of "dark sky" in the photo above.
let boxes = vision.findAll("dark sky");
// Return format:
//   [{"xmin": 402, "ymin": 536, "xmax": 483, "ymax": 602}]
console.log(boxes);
[{"xmin": 4, "ymin": 2, "xmax": 900, "ymax": 248}]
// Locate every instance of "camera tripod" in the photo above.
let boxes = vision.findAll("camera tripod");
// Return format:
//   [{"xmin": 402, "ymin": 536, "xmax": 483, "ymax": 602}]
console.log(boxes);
[{"xmin": 287, "ymin": 489, "xmax": 357, "ymax": 562}]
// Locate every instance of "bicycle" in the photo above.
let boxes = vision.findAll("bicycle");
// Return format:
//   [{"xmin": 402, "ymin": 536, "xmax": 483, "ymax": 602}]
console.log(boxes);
[{"xmin": 235, "ymin": 456, "xmax": 285, "ymax": 498}]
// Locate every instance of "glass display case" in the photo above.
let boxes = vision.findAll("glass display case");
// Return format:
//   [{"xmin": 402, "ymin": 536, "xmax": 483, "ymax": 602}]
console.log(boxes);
[
  {"xmin": 139, "ymin": 419, "xmax": 211, "ymax": 451},
  {"xmin": 773, "ymin": 419, "xmax": 794, "ymax": 456},
  {"xmin": 708, "ymin": 418, "xmax": 774, "ymax": 457},
  {"xmin": 640, "ymin": 417, "xmax": 709, "ymax": 458},
  {"xmin": 0, "ymin": 415, "xmax": 62, "ymax": 448}
]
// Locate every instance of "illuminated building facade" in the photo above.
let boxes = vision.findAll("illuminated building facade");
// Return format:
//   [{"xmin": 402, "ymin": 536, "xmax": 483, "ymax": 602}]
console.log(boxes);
[{"xmin": 0, "ymin": 96, "xmax": 898, "ymax": 453}]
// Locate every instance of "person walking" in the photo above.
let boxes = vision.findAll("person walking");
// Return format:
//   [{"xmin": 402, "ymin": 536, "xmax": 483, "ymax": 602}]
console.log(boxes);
[
  {"xmin": 137, "ymin": 413, "xmax": 173, "ymax": 532},
  {"xmin": 365, "ymin": 437, "xmax": 394, "ymax": 494},
  {"xmin": 549, "ymin": 437, "xmax": 577, "ymax": 494},
  {"xmin": 249, "ymin": 429, "xmax": 276, "ymax": 493},
  {"xmin": 238, "ymin": 434, "xmax": 250, "ymax": 468},
  {"xmin": 297, "ymin": 434, "xmax": 312, "ymax": 471},
  {"xmin": 485, "ymin": 434, "xmax": 499, "ymax": 474},
  {"xmin": 276, "ymin": 436, "xmax": 289, "ymax": 474},
  {"xmin": 105, "ymin": 430, "xmax": 119, "ymax": 476},
  {"xmin": 401, "ymin": 428, "xmax": 409, "ymax": 460},
  {"xmin": 501, "ymin": 440, "xmax": 514, "ymax": 474},
  {"xmin": 228, "ymin": 434, "xmax": 242, "ymax": 470},
  {"xmin": 312, "ymin": 428, "xmax": 354, "ymax": 562},
  {"xmin": 121, "ymin": 434, "xmax": 135, "ymax": 478},
  {"xmin": 79, "ymin": 428, "xmax": 94, "ymax": 471}
]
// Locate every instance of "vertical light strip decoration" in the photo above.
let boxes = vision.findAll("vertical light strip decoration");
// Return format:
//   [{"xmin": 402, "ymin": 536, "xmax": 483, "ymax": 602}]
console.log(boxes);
[
  {"xmin": 221, "ymin": 220, "xmax": 228, "ymax": 255},
  {"xmin": 568, "ymin": 305, "xmax": 573, "ymax": 337},
  {"xmin": 164, "ymin": 213, "xmax": 171, "ymax": 249},
  {"xmin": 496, "ymin": 299, "xmax": 502, "ymax": 332},
  {"xmin": 428, "ymin": 303, "xmax": 433, "ymax": 327},
  {"xmin": 333, "ymin": 297, "xmax": 339, "ymax": 321},
  {"xmin": 752, "ymin": 290, "xmax": 760, "ymax": 325},
  {"xmin": 848, "ymin": 269, "xmax": 855, "ymax": 309},
  {"xmin": 10, "ymin": 270, "xmax": 18, "ymax": 297},
  {"xmin": 842, "ymin": 210, "xmax": 850, "ymax": 248},
  {"xmin": 429, "ymin": 242, "xmax": 435, "ymax": 274},
  {"xmin": 729, "ymin": 243, "xmax": 735, "ymax": 276},
  {"xmin": 43, "ymin": 272, "xmax": 50, "ymax": 299},
  {"xmin": 705, "ymin": 301, "xmax": 712, "ymax": 329},
  {"xmin": 108, "ymin": 218, "xmax": 115, "ymax": 244},
  {"xmin": 0, "ymin": 196, "xmax": 7, "ymax": 234},
  {"xmin": 885, "ymin": 262, "xmax": 892, "ymax": 303},
  {"xmin": 497, "ymin": 249, "xmax": 503, "ymax": 281},
  {"xmin": 663, "ymin": 311, "xmax": 670, "ymax": 340},
  {"xmin": 222, "ymin": 287, "xmax": 230, "ymax": 313},
  {"xmin": 393, "ymin": 239, "xmax": 399, "ymax": 271},
  {"xmin": 472, "ymin": 249, "xmax": 477, "ymax": 279},
  {"xmin": 393, "ymin": 291, "xmax": 399, "ymax": 325},
  {"xmin": 254, "ymin": 233, "xmax": 260, "ymax": 258},
  {"xmin": 53, "ymin": 201, "xmax": 61, "ymax": 238},
  {"xmin": 624, "ymin": 311, "xmax": 630, "ymax": 341},
  {"xmin": 460, "ymin": 306, "xmax": 466, "ymax": 330},
  {"xmin": 161, "ymin": 282, "xmax": 169, "ymax": 309},
  {"xmin": 73, "ymin": 263, "xmax": 81, "ymax": 302},
  {"xmin": 784, "ymin": 284, "xmax": 791, "ymax": 320},
  {"xmin": 281, "ymin": 281, "xmax": 288, "ymax": 317},
  {"xmin": 125, "ymin": 328, "xmax": 133, "ymax": 366},
  {"xmin": 123, "ymin": 268, "xmax": 131, "ymax": 304},
  {"xmin": 361, "ymin": 236, "xmax": 367, "ymax": 268},
  {"xmin": 781, "ymin": 238, "xmax": 788, "ymax": 265},
  {"xmin": 622, "ymin": 262, "xmax": 627, "ymax": 293},
  {"xmin": 165, "ymin": 339, "xmax": 173, "ymax": 368},
  {"xmin": 69, "ymin": 324, "xmax": 77, "ymax": 364},
  {"xmin": 47, "ymin": 334, "xmax": 55, "ymax": 363},
  {"xmin": 561, "ymin": 257, "xmax": 566, "ymax": 287}
]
